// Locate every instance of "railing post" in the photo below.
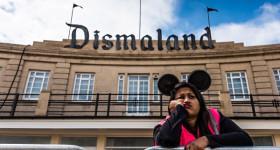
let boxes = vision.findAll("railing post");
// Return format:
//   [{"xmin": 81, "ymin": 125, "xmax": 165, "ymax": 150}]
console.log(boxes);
[
  {"xmin": 250, "ymin": 94, "xmax": 256, "ymax": 117},
  {"xmin": 107, "ymin": 93, "xmax": 111, "ymax": 117},
  {"xmin": 134, "ymin": 97, "xmax": 137, "ymax": 107},
  {"xmin": 10, "ymin": 93, "xmax": 19, "ymax": 117},
  {"xmin": 138, "ymin": 98, "xmax": 140, "ymax": 113},
  {"xmin": 160, "ymin": 94, "xmax": 163, "ymax": 117},
  {"xmin": 272, "ymin": 99, "xmax": 279, "ymax": 108},
  {"xmin": 94, "ymin": 93, "xmax": 99, "ymax": 116}
]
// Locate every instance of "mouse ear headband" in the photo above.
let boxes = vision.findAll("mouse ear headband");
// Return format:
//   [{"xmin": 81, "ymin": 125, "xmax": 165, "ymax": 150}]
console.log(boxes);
[{"xmin": 157, "ymin": 70, "xmax": 211, "ymax": 96}]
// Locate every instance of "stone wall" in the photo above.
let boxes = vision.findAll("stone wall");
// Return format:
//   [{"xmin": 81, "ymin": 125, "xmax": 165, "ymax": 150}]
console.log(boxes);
[{"xmin": 0, "ymin": 40, "xmax": 280, "ymax": 117}]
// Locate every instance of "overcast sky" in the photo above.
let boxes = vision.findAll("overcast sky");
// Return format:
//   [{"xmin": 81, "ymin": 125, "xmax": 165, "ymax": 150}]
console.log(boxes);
[{"xmin": 1, "ymin": 0, "xmax": 280, "ymax": 46}]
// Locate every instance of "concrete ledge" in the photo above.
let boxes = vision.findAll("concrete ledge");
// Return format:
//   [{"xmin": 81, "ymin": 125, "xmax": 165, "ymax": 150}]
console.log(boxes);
[{"xmin": 0, "ymin": 119, "xmax": 279, "ymax": 130}]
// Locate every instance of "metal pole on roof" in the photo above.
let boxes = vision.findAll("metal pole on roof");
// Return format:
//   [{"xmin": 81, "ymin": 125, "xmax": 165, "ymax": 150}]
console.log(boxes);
[{"xmin": 139, "ymin": 0, "xmax": 142, "ymax": 40}]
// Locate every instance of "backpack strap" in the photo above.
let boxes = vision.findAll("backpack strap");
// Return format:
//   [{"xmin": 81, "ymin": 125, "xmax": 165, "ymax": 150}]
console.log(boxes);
[{"xmin": 207, "ymin": 108, "xmax": 220, "ymax": 135}]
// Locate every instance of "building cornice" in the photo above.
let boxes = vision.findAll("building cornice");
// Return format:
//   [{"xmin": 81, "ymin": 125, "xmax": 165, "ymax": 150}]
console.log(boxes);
[{"xmin": 1, "ymin": 41, "xmax": 280, "ymax": 62}]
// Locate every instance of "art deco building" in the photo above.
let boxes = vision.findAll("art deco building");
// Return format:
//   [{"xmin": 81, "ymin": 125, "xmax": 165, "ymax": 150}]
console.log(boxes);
[{"xmin": 0, "ymin": 37, "xmax": 280, "ymax": 150}]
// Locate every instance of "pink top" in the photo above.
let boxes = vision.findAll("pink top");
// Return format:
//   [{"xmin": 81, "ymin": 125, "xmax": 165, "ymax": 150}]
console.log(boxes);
[{"xmin": 155, "ymin": 108, "xmax": 220, "ymax": 146}]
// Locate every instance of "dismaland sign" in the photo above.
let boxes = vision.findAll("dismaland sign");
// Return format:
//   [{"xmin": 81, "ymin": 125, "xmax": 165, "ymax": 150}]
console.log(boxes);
[{"xmin": 64, "ymin": 23, "xmax": 215, "ymax": 51}]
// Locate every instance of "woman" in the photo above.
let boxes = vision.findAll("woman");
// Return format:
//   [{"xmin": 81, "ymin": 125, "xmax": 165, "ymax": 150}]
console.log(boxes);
[{"xmin": 153, "ymin": 82, "xmax": 253, "ymax": 150}]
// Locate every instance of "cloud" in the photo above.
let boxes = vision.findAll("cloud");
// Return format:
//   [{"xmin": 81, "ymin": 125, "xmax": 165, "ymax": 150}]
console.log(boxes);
[
  {"xmin": 3, "ymin": 1, "xmax": 280, "ymax": 47},
  {"xmin": 210, "ymin": 3, "xmax": 280, "ymax": 46},
  {"xmin": 0, "ymin": 1, "xmax": 15, "ymax": 13},
  {"xmin": 0, "ymin": 0, "xmax": 177, "ymax": 45}
]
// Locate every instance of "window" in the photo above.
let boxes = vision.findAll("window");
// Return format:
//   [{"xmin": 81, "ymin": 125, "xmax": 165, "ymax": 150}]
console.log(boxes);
[
  {"xmin": 0, "ymin": 68, "xmax": 1, "ymax": 74},
  {"xmin": 117, "ymin": 75, "xmax": 124, "ymax": 101},
  {"xmin": 127, "ymin": 75, "xmax": 149, "ymax": 115},
  {"xmin": 181, "ymin": 74, "xmax": 188, "ymax": 82},
  {"xmin": 0, "ymin": 136, "xmax": 51, "ymax": 144},
  {"xmin": 273, "ymin": 69, "xmax": 280, "ymax": 95},
  {"xmin": 226, "ymin": 72, "xmax": 249, "ymax": 100},
  {"xmin": 24, "ymin": 71, "xmax": 49, "ymax": 100},
  {"xmin": 251, "ymin": 136, "xmax": 274, "ymax": 146},
  {"xmin": 153, "ymin": 75, "xmax": 159, "ymax": 101},
  {"xmin": 106, "ymin": 137, "xmax": 153, "ymax": 150},
  {"xmin": 61, "ymin": 137, "xmax": 97, "ymax": 150},
  {"xmin": 73, "ymin": 74, "xmax": 95, "ymax": 101}
]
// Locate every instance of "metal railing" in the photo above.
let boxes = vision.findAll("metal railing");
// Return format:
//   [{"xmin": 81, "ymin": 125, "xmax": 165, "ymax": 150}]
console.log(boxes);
[
  {"xmin": 231, "ymin": 94, "xmax": 280, "ymax": 118},
  {"xmin": 0, "ymin": 93, "xmax": 219, "ymax": 118},
  {"xmin": 0, "ymin": 93, "xmax": 38, "ymax": 117},
  {"xmin": 0, "ymin": 93, "xmax": 279, "ymax": 118}
]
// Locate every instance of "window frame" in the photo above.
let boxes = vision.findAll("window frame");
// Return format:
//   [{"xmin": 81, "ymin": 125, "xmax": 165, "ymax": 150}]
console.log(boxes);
[
  {"xmin": 181, "ymin": 74, "xmax": 189, "ymax": 82},
  {"xmin": 60, "ymin": 136, "xmax": 97, "ymax": 148},
  {"xmin": 72, "ymin": 73, "xmax": 95, "ymax": 101},
  {"xmin": 0, "ymin": 135, "xmax": 51, "ymax": 144},
  {"xmin": 226, "ymin": 71, "xmax": 250, "ymax": 101},
  {"xmin": 23, "ymin": 71, "xmax": 50, "ymax": 100},
  {"xmin": 251, "ymin": 136, "xmax": 274, "ymax": 146},
  {"xmin": 273, "ymin": 69, "xmax": 280, "ymax": 96},
  {"xmin": 117, "ymin": 74, "xmax": 125, "ymax": 102},
  {"xmin": 126, "ymin": 75, "xmax": 150, "ymax": 116},
  {"xmin": 105, "ymin": 137, "xmax": 154, "ymax": 150},
  {"xmin": 153, "ymin": 75, "xmax": 160, "ymax": 102}
]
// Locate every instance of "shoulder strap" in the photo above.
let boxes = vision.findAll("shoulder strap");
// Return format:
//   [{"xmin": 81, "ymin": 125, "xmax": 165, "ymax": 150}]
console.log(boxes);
[{"xmin": 207, "ymin": 108, "xmax": 220, "ymax": 135}]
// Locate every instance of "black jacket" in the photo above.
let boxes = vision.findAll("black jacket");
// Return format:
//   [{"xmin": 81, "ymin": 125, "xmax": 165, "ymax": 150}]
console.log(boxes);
[{"xmin": 154, "ymin": 105, "xmax": 253, "ymax": 148}]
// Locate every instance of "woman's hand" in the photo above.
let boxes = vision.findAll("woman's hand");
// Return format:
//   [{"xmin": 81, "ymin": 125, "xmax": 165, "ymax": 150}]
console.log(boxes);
[
  {"xmin": 169, "ymin": 99, "xmax": 184, "ymax": 113},
  {"xmin": 185, "ymin": 136, "xmax": 210, "ymax": 150}
]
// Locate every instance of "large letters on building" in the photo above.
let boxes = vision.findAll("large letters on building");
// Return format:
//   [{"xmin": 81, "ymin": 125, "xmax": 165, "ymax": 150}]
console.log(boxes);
[
  {"xmin": 64, "ymin": 23, "xmax": 89, "ymax": 49},
  {"xmin": 65, "ymin": 23, "xmax": 214, "ymax": 50}
]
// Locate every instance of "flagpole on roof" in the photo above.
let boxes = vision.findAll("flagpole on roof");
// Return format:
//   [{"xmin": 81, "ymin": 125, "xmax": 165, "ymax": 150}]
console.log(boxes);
[
  {"xmin": 206, "ymin": 7, "xmax": 218, "ymax": 29},
  {"xmin": 207, "ymin": 7, "xmax": 211, "ymax": 28},
  {"xmin": 68, "ymin": 4, "xmax": 75, "ymax": 39},
  {"xmin": 68, "ymin": 3, "xmax": 83, "ymax": 40},
  {"xmin": 139, "ymin": 0, "xmax": 142, "ymax": 40}
]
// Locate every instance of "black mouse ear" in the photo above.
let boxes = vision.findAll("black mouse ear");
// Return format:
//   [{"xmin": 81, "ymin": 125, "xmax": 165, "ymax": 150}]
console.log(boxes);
[
  {"xmin": 158, "ymin": 74, "xmax": 180, "ymax": 96},
  {"xmin": 188, "ymin": 70, "xmax": 211, "ymax": 92}
]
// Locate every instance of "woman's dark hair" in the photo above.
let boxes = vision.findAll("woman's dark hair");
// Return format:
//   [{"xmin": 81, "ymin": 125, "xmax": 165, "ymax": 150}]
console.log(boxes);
[{"xmin": 170, "ymin": 82, "xmax": 212, "ymax": 136}]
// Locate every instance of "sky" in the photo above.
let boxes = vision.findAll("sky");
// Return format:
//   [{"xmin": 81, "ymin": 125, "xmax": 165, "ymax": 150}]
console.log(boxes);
[{"xmin": 1, "ymin": 0, "xmax": 280, "ymax": 46}]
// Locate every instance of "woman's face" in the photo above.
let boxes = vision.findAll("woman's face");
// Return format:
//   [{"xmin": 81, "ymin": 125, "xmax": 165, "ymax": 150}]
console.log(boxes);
[{"xmin": 175, "ymin": 87, "xmax": 200, "ymax": 118}]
